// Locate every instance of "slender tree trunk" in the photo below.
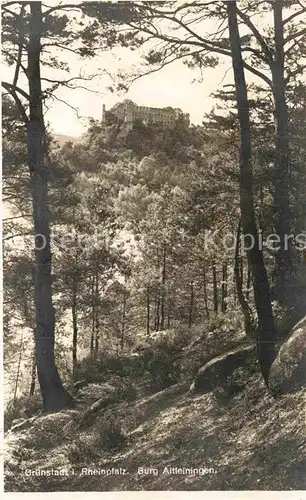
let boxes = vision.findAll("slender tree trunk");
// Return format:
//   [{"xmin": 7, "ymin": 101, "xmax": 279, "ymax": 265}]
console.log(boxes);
[
  {"xmin": 233, "ymin": 270, "xmax": 237, "ymax": 306},
  {"xmin": 221, "ymin": 262, "xmax": 228, "ymax": 313},
  {"xmin": 160, "ymin": 245, "xmax": 166, "ymax": 330},
  {"xmin": 155, "ymin": 294, "xmax": 160, "ymax": 331},
  {"xmin": 90, "ymin": 274, "xmax": 95, "ymax": 356},
  {"xmin": 188, "ymin": 281, "xmax": 194, "ymax": 328},
  {"xmin": 94, "ymin": 272, "xmax": 99, "ymax": 356},
  {"xmin": 246, "ymin": 259, "xmax": 252, "ymax": 301},
  {"xmin": 259, "ymin": 183, "xmax": 264, "ymax": 229},
  {"xmin": 27, "ymin": 2, "xmax": 72, "ymax": 411},
  {"xmin": 29, "ymin": 345, "xmax": 36, "ymax": 397},
  {"xmin": 13, "ymin": 332, "xmax": 24, "ymax": 407},
  {"xmin": 271, "ymin": 0, "xmax": 295, "ymax": 305},
  {"xmin": 167, "ymin": 297, "xmax": 171, "ymax": 329},
  {"xmin": 234, "ymin": 218, "xmax": 254, "ymax": 335},
  {"xmin": 240, "ymin": 255, "xmax": 244, "ymax": 290},
  {"xmin": 120, "ymin": 293, "xmax": 127, "ymax": 350},
  {"xmin": 227, "ymin": 1, "xmax": 277, "ymax": 388},
  {"xmin": 153, "ymin": 294, "xmax": 157, "ymax": 331},
  {"xmin": 203, "ymin": 266, "xmax": 210, "ymax": 318},
  {"xmin": 72, "ymin": 275, "xmax": 78, "ymax": 380},
  {"xmin": 146, "ymin": 286, "xmax": 150, "ymax": 335},
  {"xmin": 212, "ymin": 264, "xmax": 218, "ymax": 314}
]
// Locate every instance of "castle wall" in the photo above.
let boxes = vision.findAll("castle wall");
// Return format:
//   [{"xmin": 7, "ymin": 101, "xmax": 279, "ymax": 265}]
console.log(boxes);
[{"xmin": 108, "ymin": 100, "xmax": 190, "ymax": 129}]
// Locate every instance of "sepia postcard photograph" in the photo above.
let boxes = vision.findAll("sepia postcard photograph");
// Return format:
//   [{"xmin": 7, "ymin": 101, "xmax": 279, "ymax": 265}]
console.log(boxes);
[{"xmin": 1, "ymin": 0, "xmax": 306, "ymax": 496}]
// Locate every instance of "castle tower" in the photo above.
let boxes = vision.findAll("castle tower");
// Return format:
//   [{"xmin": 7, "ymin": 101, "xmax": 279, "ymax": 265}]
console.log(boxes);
[
  {"xmin": 124, "ymin": 101, "xmax": 134, "ymax": 131},
  {"xmin": 101, "ymin": 104, "xmax": 106, "ymax": 125}
]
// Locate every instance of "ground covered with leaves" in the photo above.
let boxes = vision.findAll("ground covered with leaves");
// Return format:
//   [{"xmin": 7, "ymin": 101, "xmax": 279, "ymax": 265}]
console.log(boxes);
[{"xmin": 4, "ymin": 322, "xmax": 306, "ymax": 492}]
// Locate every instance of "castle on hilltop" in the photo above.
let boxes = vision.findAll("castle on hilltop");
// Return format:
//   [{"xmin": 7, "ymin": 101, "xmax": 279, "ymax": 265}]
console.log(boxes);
[{"xmin": 102, "ymin": 100, "xmax": 190, "ymax": 130}]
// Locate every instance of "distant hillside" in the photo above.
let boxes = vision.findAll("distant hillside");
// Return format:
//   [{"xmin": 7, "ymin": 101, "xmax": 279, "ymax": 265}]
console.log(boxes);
[{"xmin": 52, "ymin": 134, "xmax": 81, "ymax": 147}]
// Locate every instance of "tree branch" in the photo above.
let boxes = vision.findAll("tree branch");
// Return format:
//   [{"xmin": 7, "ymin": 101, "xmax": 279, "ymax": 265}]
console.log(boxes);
[
  {"xmin": 2, "ymin": 81, "xmax": 30, "ymax": 101},
  {"xmin": 2, "ymin": 82, "xmax": 28, "ymax": 123},
  {"xmin": 285, "ymin": 27, "xmax": 306, "ymax": 45},
  {"xmin": 235, "ymin": 6, "xmax": 273, "ymax": 64},
  {"xmin": 12, "ymin": 4, "xmax": 26, "ymax": 89},
  {"xmin": 283, "ymin": 7, "xmax": 306, "ymax": 25},
  {"xmin": 128, "ymin": 20, "xmax": 272, "ymax": 89},
  {"xmin": 42, "ymin": 3, "xmax": 84, "ymax": 18}
]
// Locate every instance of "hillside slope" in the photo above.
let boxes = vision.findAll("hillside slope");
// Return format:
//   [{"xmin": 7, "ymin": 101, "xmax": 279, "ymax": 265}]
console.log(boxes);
[{"xmin": 4, "ymin": 326, "xmax": 306, "ymax": 492}]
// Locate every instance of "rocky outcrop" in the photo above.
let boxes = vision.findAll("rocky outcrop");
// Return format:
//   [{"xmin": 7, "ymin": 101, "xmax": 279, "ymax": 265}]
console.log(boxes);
[
  {"xmin": 269, "ymin": 316, "xmax": 306, "ymax": 394},
  {"xmin": 190, "ymin": 344, "xmax": 256, "ymax": 393},
  {"xmin": 77, "ymin": 394, "xmax": 118, "ymax": 430},
  {"xmin": 180, "ymin": 328, "xmax": 247, "ymax": 380}
]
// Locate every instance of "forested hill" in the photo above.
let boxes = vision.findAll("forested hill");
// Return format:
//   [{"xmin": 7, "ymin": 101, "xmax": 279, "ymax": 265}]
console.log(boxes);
[
  {"xmin": 52, "ymin": 134, "xmax": 81, "ymax": 148},
  {"xmin": 4, "ymin": 95, "xmax": 306, "ymax": 491},
  {"xmin": 4, "ymin": 317, "xmax": 306, "ymax": 491}
]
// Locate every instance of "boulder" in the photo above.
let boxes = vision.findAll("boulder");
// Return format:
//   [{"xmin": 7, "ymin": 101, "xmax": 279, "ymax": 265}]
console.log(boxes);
[
  {"xmin": 180, "ymin": 328, "xmax": 247, "ymax": 379},
  {"xmin": 269, "ymin": 317, "xmax": 306, "ymax": 394},
  {"xmin": 78, "ymin": 394, "xmax": 118, "ymax": 430},
  {"xmin": 190, "ymin": 344, "xmax": 256, "ymax": 393},
  {"xmin": 72, "ymin": 379, "xmax": 88, "ymax": 392},
  {"xmin": 78, "ymin": 383, "xmax": 117, "ymax": 405}
]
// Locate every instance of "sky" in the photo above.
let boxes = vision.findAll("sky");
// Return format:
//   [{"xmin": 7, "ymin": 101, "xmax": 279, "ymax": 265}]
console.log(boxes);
[
  {"xmin": 2, "ymin": 1, "xmax": 277, "ymax": 138},
  {"xmin": 44, "ymin": 53, "xmax": 233, "ymax": 138},
  {"xmin": 2, "ymin": 2, "xmax": 238, "ymax": 138}
]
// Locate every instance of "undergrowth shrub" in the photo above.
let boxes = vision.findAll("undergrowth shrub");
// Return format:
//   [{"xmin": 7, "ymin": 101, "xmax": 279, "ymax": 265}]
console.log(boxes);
[
  {"xmin": 146, "ymin": 347, "xmax": 180, "ymax": 391},
  {"xmin": 75, "ymin": 354, "xmax": 125, "ymax": 383},
  {"xmin": 66, "ymin": 436, "xmax": 98, "ymax": 465},
  {"xmin": 96, "ymin": 416, "xmax": 126, "ymax": 450}
]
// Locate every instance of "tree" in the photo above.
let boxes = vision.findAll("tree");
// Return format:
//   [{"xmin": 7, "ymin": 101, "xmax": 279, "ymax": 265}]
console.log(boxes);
[
  {"xmin": 2, "ymin": 1, "xmax": 104, "ymax": 410},
  {"xmin": 85, "ymin": 0, "xmax": 306, "ymax": 308},
  {"xmin": 227, "ymin": 0, "xmax": 277, "ymax": 387},
  {"xmin": 2, "ymin": 0, "xmax": 142, "ymax": 410}
]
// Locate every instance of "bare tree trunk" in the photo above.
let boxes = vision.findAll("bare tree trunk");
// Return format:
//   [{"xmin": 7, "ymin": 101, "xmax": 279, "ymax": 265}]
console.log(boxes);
[
  {"xmin": 188, "ymin": 281, "xmax": 194, "ymax": 328},
  {"xmin": 94, "ymin": 272, "xmax": 99, "ymax": 356},
  {"xmin": 212, "ymin": 264, "xmax": 218, "ymax": 314},
  {"xmin": 234, "ymin": 218, "xmax": 254, "ymax": 335},
  {"xmin": 160, "ymin": 245, "xmax": 166, "ymax": 330},
  {"xmin": 271, "ymin": 0, "xmax": 295, "ymax": 305},
  {"xmin": 203, "ymin": 266, "xmax": 210, "ymax": 318},
  {"xmin": 13, "ymin": 332, "xmax": 24, "ymax": 407},
  {"xmin": 29, "ymin": 345, "xmax": 36, "ymax": 397},
  {"xmin": 167, "ymin": 297, "xmax": 171, "ymax": 329},
  {"xmin": 233, "ymin": 270, "xmax": 237, "ymax": 306},
  {"xmin": 28, "ymin": 2, "xmax": 72, "ymax": 411},
  {"xmin": 155, "ymin": 294, "xmax": 160, "ymax": 331},
  {"xmin": 72, "ymin": 275, "xmax": 78, "ymax": 380},
  {"xmin": 246, "ymin": 259, "xmax": 252, "ymax": 301},
  {"xmin": 240, "ymin": 255, "xmax": 244, "ymax": 291},
  {"xmin": 221, "ymin": 262, "xmax": 228, "ymax": 313},
  {"xmin": 146, "ymin": 286, "xmax": 150, "ymax": 335},
  {"xmin": 227, "ymin": 1, "xmax": 277, "ymax": 388},
  {"xmin": 90, "ymin": 274, "xmax": 95, "ymax": 356},
  {"xmin": 153, "ymin": 294, "xmax": 157, "ymax": 331},
  {"xmin": 120, "ymin": 292, "xmax": 127, "ymax": 350}
]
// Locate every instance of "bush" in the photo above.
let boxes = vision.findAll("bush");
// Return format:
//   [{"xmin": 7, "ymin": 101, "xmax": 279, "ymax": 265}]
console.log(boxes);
[
  {"xmin": 113, "ymin": 377, "xmax": 138, "ymax": 402},
  {"xmin": 146, "ymin": 346, "xmax": 180, "ymax": 391},
  {"xmin": 75, "ymin": 354, "xmax": 126, "ymax": 383},
  {"xmin": 66, "ymin": 436, "xmax": 98, "ymax": 465},
  {"xmin": 96, "ymin": 416, "xmax": 126, "ymax": 451}
]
